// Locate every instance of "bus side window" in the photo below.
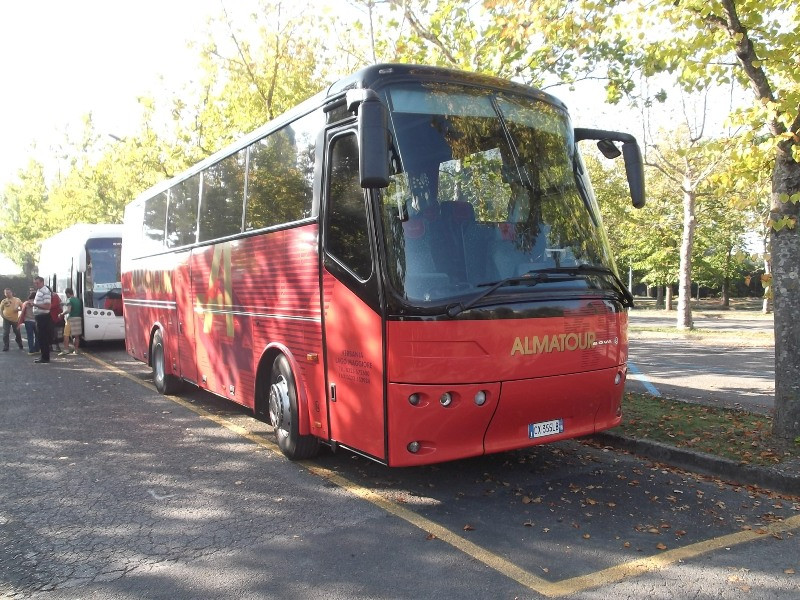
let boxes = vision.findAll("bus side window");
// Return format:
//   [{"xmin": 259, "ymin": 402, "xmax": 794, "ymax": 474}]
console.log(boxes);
[
  {"xmin": 199, "ymin": 149, "xmax": 246, "ymax": 242},
  {"xmin": 143, "ymin": 191, "xmax": 168, "ymax": 249},
  {"xmin": 325, "ymin": 134, "xmax": 372, "ymax": 281}
]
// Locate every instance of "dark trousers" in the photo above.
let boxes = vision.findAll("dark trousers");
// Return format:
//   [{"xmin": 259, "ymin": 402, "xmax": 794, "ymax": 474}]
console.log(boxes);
[
  {"xmin": 2, "ymin": 316, "xmax": 22, "ymax": 349},
  {"xmin": 35, "ymin": 314, "xmax": 53, "ymax": 361}
]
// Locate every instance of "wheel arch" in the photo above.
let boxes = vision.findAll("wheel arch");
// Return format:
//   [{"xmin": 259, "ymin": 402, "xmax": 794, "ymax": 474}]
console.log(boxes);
[
  {"xmin": 255, "ymin": 343, "xmax": 312, "ymax": 436},
  {"xmin": 146, "ymin": 321, "xmax": 169, "ymax": 367}
]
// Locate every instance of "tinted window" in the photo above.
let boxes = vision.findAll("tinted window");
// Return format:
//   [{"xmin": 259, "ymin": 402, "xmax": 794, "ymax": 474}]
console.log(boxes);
[
  {"xmin": 166, "ymin": 174, "xmax": 200, "ymax": 248},
  {"xmin": 199, "ymin": 149, "xmax": 246, "ymax": 242},
  {"xmin": 326, "ymin": 134, "xmax": 371, "ymax": 280},
  {"xmin": 143, "ymin": 191, "xmax": 167, "ymax": 248},
  {"xmin": 245, "ymin": 110, "xmax": 321, "ymax": 231}
]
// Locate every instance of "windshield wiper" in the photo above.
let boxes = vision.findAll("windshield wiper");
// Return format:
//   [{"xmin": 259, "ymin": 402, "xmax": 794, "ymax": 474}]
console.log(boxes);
[
  {"xmin": 445, "ymin": 265, "xmax": 633, "ymax": 318},
  {"xmin": 535, "ymin": 265, "xmax": 634, "ymax": 308},
  {"xmin": 446, "ymin": 272, "xmax": 549, "ymax": 317}
]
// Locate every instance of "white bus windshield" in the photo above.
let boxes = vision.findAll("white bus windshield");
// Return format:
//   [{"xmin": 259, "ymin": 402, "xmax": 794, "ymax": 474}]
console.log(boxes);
[
  {"xmin": 380, "ymin": 83, "xmax": 618, "ymax": 306},
  {"xmin": 85, "ymin": 238, "xmax": 123, "ymax": 315}
]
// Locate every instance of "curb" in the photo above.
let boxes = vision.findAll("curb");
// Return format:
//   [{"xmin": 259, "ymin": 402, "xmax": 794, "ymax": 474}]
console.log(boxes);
[{"xmin": 592, "ymin": 432, "xmax": 800, "ymax": 497}]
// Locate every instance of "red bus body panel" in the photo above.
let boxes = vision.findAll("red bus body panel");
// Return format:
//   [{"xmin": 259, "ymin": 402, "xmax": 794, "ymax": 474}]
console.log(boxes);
[
  {"xmin": 385, "ymin": 302, "xmax": 627, "ymax": 466},
  {"xmin": 124, "ymin": 224, "xmax": 329, "ymax": 439}
]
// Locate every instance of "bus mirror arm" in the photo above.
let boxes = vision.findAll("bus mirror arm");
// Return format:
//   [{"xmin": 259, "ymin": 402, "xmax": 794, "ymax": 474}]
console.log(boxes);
[
  {"xmin": 574, "ymin": 128, "xmax": 646, "ymax": 209},
  {"xmin": 346, "ymin": 89, "xmax": 391, "ymax": 189}
]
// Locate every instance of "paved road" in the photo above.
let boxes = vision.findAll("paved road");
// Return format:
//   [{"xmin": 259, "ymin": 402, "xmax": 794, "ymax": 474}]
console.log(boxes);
[
  {"xmin": 1, "ymin": 343, "xmax": 798, "ymax": 599},
  {"xmin": 626, "ymin": 311, "xmax": 775, "ymax": 413}
]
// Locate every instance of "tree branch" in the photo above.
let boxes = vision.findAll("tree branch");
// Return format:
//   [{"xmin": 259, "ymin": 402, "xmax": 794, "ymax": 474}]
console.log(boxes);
[
  {"xmin": 706, "ymin": 0, "xmax": 782, "ymax": 136},
  {"xmin": 387, "ymin": 0, "xmax": 458, "ymax": 65}
]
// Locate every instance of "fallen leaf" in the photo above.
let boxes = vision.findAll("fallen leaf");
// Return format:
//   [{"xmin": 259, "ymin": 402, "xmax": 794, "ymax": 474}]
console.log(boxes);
[
  {"xmin": 784, "ymin": 568, "xmax": 795, "ymax": 575},
  {"xmin": 583, "ymin": 534, "xmax": 591, "ymax": 539},
  {"xmin": 463, "ymin": 524, "xmax": 475, "ymax": 531},
  {"xmin": 425, "ymin": 533, "xmax": 437, "ymax": 540},
  {"xmin": 656, "ymin": 543, "xmax": 667, "ymax": 550}
]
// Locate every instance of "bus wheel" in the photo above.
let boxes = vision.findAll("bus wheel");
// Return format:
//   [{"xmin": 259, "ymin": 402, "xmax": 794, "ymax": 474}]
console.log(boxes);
[
  {"xmin": 152, "ymin": 330, "xmax": 182, "ymax": 395},
  {"xmin": 268, "ymin": 354, "xmax": 319, "ymax": 460}
]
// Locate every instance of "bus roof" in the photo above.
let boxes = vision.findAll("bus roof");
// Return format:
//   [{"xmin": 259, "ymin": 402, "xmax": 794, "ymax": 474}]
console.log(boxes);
[{"xmin": 40, "ymin": 223, "xmax": 124, "ymax": 247}]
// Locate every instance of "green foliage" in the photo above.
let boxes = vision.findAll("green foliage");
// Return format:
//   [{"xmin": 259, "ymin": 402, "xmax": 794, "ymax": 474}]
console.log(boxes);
[{"xmin": 0, "ymin": 160, "xmax": 52, "ymax": 275}]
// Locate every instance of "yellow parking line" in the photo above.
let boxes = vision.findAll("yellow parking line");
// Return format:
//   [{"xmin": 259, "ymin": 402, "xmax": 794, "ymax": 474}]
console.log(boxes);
[
  {"xmin": 546, "ymin": 514, "xmax": 800, "ymax": 597},
  {"xmin": 91, "ymin": 352, "xmax": 800, "ymax": 597}
]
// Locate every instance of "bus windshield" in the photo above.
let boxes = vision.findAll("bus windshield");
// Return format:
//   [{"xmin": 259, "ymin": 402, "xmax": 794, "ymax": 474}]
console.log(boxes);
[
  {"xmin": 85, "ymin": 238, "xmax": 123, "ymax": 315},
  {"xmin": 380, "ymin": 83, "xmax": 618, "ymax": 306}
]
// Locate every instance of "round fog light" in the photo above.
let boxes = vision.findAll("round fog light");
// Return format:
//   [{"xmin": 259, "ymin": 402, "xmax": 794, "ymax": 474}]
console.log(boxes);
[
  {"xmin": 474, "ymin": 390, "xmax": 487, "ymax": 406},
  {"xmin": 439, "ymin": 392, "xmax": 453, "ymax": 407},
  {"xmin": 614, "ymin": 371, "xmax": 623, "ymax": 385},
  {"xmin": 407, "ymin": 441, "xmax": 420, "ymax": 453},
  {"xmin": 408, "ymin": 393, "xmax": 420, "ymax": 406}
]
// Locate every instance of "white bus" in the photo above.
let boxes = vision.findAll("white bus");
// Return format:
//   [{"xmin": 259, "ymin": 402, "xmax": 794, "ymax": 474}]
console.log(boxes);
[{"xmin": 38, "ymin": 223, "xmax": 125, "ymax": 342}]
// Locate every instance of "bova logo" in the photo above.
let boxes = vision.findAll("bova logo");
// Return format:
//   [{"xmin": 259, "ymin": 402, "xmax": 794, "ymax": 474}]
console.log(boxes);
[{"xmin": 510, "ymin": 332, "xmax": 615, "ymax": 355}]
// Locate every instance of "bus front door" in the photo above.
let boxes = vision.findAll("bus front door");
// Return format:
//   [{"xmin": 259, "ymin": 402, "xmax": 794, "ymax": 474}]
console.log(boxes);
[{"xmin": 322, "ymin": 131, "xmax": 386, "ymax": 462}]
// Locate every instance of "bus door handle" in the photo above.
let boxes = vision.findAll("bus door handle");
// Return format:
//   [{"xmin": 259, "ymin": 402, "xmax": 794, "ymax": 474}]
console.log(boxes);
[{"xmin": 330, "ymin": 383, "xmax": 336, "ymax": 402}]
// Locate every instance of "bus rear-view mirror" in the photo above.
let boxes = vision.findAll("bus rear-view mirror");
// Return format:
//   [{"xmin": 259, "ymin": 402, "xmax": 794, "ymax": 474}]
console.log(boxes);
[{"xmin": 348, "ymin": 89, "xmax": 391, "ymax": 189}]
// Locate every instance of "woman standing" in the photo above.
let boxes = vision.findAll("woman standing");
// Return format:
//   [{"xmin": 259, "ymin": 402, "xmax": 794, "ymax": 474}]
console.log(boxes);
[{"xmin": 18, "ymin": 292, "xmax": 38, "ymax": 354}]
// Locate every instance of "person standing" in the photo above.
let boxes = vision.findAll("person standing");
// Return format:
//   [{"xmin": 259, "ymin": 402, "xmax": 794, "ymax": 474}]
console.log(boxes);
[
  {"xmin": 1, "ymin": 288, "xmax": 24, "ymax": 351},
  {"xmin": 18, "ymin": 291, "xmax": 39, "ymax": 354},
  {"xmin": 31, "ymin": 277, "xmax": 53, "ymax": 364},
  {"xmin": 59, "ymin": 287, "xmax": 82, "ymax": 355}
]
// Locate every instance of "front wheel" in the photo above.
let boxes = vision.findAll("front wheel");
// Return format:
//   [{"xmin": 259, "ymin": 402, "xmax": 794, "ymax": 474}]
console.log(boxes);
[
  {"xmin": 152, "ymin": 329, "xmax": 182, "ymax": 395},
  {"xmin": 268, "ymin": 354, "xmax": 319, "ymax": 460}
]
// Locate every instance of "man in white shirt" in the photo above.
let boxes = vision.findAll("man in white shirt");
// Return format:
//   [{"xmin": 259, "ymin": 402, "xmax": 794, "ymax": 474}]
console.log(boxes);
[{"xmin": 32, "ymin": 276, "xmax": 53, "ymax": 364}]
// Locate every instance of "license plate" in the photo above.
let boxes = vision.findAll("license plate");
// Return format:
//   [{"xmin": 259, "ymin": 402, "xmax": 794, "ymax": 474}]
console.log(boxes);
[{"xmin": 528, "ymin": 418, "xmax": 564, "ymax": 439}]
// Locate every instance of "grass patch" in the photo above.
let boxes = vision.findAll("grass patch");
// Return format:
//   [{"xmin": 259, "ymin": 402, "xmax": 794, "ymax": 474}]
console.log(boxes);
[{"xmin": 615, "ymin": 392, "xmax": 800, "ymax": 466}]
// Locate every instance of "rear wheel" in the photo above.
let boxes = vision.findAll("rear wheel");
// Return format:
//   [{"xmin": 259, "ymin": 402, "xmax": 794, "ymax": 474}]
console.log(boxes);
[
  {"xmin": 152, "ymin": 329, "xmax": 182, "ymax": 395},
  {"xmin": 268, "ymin": 354, "xmax": 319, "ymax": 460}
]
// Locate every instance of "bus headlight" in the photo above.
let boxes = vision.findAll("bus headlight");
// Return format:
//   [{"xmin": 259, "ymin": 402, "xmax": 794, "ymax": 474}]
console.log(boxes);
[
  {"xmin": 407, "ymin": 441, "xmax": 420, "ymax": 453},
  {"xmin": 408, "ymin": 393, "xmax": 421, "ymax": 406},
  {"xmin": 474, "ymin": 390, "xmax": 487, "ymax": 406},
  {"xmin": 439, "ymin": 392, "xmax": 453, "ymax": 407}
]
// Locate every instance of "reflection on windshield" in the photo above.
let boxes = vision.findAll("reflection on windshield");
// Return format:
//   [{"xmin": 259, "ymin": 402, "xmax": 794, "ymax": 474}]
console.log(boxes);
[
  {"xmin": 85, "ymin": 238, "xmax": 123, "ymax": 315},
  {"xmin": 380, "ymin": 83, "xmax": 616, "ymax": 305}
]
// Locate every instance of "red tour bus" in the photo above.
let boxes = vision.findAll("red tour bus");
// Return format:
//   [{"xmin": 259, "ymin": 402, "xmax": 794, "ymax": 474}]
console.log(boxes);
[{"xmin": 122, "ymin": 64, "xmax": 645, "ymax": 467}]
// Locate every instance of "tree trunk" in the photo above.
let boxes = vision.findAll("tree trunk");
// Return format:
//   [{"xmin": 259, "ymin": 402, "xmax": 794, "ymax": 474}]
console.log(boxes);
[
  {"xmin": 655, "ymin": 285, "xmax": 664, "ymax": 310},
  {"xmin": 677, "ymin": 181, "xmax": 695, "ymax": 329},
  {"xmin": 762, "ymin": 236, "xmax": 772, "ymax": 314},
  {"xmin": 666, "ymin": 286, "xmax": 673, "ymax": 311},
  {"xmin": 721, "ymin": 276, "xmax": 730, "ymax": 307},
  {"xmin": 721, "ymin": 248, "xmax": 732, "ymax": 307},
  {"xmin": 771, "ymin": 151, "xmax": 800, "ymax": 441}
]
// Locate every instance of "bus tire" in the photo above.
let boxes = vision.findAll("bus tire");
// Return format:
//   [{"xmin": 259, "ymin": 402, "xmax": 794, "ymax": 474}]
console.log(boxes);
[
  {"xmin": 152, "ymin": 329, "xmax": 182, "ymax": 395},
  {"xmin": 268, "ymin": 354, "xmax": 319, "ymax": 460}
]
